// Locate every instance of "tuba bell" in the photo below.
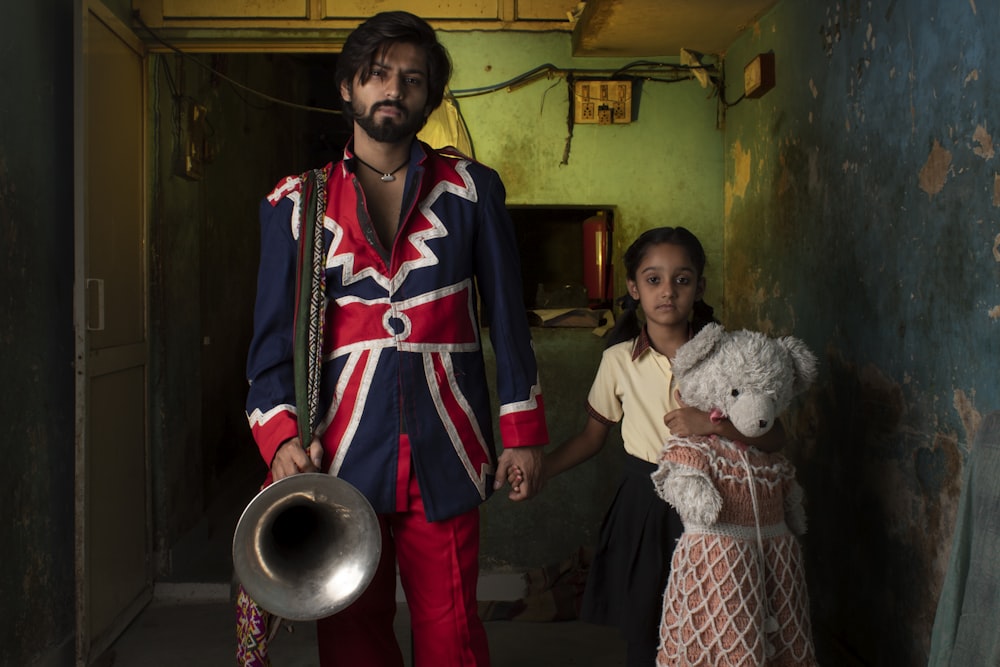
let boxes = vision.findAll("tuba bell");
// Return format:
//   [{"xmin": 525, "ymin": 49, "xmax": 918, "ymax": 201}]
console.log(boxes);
[{"xmin": 232, "ymin": 472, "xmax": 382, "ymax": 621}]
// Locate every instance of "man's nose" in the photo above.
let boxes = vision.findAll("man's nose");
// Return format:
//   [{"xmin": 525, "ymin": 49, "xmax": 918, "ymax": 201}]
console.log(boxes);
[{"xmin": 385, "ymin": 75, "xmax": 402, "ymax": 99}]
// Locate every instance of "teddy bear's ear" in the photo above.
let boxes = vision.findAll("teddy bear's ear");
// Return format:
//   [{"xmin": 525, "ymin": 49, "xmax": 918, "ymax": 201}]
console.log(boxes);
[
  {"xmin": 779, "ymin": 335, "xmax": 819, "ymax": 395},
  {"xmin": 673, "ymin": 322, "xmax": 726, "ymax": 376}
]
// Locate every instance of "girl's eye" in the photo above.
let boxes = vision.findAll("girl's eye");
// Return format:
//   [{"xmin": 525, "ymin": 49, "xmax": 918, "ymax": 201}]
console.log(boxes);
[{"xmin": 731, "ymin": 389, "xmax": 740, "ymax": 397}]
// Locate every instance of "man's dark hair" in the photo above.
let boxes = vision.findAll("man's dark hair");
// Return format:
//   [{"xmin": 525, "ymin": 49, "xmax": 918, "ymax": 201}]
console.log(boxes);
[{"xmin": 335, "ymin": 11, "xmax": 452, "ymax": 119}]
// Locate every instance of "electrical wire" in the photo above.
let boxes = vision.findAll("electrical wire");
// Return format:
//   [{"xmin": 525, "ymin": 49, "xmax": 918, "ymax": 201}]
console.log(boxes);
[
  {"xmin": 449, "ymin": 60, "xmax": 713, "ymax": 98},
  {"xmin": 134, "ymin": 12, "xmax": 342, "ymax": 116},
  {"xmin": 132, "ymin": 12, "xmax": 733, "ymax": 120}
]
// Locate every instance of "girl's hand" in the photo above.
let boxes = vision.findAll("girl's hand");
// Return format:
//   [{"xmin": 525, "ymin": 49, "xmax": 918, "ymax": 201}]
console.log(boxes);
[
  {"xmin": 665, "ymin": 389, "xmax": 787, "ymax": 452},
  {"xmin": 494, "ymin": 445, "xmax": 544, "ymax": 501},
  {"xmin": 663, "ymin": 389, "xmax": 716, "ymax": 437},
  {"xmin": 507, "ymin": 465, "xmax": 525, "ymax": 491}
]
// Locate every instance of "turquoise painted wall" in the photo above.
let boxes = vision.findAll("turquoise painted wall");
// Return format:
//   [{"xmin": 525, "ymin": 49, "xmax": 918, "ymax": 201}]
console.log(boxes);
[{"xmin": 722, "ymin": 0, "xmax": 999, "ymax": 662}]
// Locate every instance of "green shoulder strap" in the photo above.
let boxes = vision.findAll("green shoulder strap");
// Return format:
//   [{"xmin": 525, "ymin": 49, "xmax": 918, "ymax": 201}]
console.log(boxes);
[{"xmin": 292, "ymin": 167, "xmax": 328, "ymax": 448}]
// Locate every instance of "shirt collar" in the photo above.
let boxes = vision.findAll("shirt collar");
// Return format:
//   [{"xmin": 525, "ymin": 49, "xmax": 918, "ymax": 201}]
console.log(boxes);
[
  {"xmin": 631, "ymin": 323, "xmax": 695, "ymax": 360},
  {"xmin": 631, "ymin": 326, "xmax": 653, "ymax": 361}
]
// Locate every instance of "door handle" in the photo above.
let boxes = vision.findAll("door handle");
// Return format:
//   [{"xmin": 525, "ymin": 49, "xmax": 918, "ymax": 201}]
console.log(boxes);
[{"xmin": 86, "ymin": 278, "xmax": 105, "ymax": 331}]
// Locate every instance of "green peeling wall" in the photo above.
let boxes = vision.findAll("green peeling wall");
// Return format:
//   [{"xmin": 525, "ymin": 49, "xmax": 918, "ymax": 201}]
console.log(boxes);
[
  {"xmin": 439, "ymin": 31, "xmax": 726, "ymax": 309},
  {"xmin": 721, "ymin": 0, "xmax": 999, "ymax": 663}
]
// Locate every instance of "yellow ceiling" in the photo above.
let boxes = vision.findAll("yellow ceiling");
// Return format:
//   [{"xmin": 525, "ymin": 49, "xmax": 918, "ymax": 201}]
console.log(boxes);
[{"xmin": 572, "ymin": 0, "xmax": 779, "ymax": 57}]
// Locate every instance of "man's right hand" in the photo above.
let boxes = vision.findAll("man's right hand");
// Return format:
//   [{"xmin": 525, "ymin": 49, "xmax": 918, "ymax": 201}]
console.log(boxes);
[{"xmin": 270, "ymin": 437, "xmax": 324, "ymax": 481}]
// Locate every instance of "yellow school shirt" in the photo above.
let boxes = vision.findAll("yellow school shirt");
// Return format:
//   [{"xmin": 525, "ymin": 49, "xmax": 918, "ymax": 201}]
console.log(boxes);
[{"xmin": 586, "ymin": 329, "xmax": 683, "ymax": 464}]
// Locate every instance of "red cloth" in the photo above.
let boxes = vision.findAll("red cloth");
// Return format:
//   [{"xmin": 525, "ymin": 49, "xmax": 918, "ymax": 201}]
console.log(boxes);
[{"xmin": 318, "ymin": 455, "xmax": 488, "ymax": 666}]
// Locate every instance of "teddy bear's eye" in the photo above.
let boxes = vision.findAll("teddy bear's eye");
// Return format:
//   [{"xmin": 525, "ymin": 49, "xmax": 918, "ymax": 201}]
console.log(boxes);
[{"xmin": 731, "ymin": 389, "xmax": 740, "ymax": 397}]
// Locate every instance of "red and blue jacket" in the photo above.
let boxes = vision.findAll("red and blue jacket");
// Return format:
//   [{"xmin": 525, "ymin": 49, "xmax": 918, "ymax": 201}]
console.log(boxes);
[{"xmin": 246, "ymin": 140, "xmax": 548, "ymax": 522}]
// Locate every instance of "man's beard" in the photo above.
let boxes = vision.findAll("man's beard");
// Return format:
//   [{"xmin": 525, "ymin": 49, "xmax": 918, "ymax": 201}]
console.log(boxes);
[{"xmin": 353, "ymin": 100, "xmax": 426, "ymax": 144}]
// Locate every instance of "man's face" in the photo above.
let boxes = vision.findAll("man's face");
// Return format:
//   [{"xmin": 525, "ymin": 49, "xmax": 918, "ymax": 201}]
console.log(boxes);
[{"xmin": 341, "ymin": 42, "xmax": 431, "ymax": 144}]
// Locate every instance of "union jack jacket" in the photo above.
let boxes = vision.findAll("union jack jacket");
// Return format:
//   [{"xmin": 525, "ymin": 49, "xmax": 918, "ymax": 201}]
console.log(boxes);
[{"xmin": 246, "ymin": 140, "xmax": 548, "ymax": 521}]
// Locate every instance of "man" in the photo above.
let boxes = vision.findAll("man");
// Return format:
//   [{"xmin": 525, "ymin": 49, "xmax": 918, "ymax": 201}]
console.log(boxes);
[{"xmin": 245, "ymin": 11, "xmax": 548, "ymax": 666}]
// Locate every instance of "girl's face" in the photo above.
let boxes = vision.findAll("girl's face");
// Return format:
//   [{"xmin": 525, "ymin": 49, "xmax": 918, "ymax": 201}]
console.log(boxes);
[{"xmin": 626, "ymin": 242, "xmax": 705, "ymax": 330}]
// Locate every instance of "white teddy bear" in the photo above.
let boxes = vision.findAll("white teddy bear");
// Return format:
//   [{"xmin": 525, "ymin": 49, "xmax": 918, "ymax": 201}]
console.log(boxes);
[{"xmin": 652, "ymin": 323, "xmax": 820, "ymax": 667}]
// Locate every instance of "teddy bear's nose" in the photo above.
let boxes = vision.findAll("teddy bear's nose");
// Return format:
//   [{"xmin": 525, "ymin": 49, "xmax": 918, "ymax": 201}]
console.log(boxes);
[{"xmin": 758, "ymin": 419, "xmax": 768, "ymax": 429}]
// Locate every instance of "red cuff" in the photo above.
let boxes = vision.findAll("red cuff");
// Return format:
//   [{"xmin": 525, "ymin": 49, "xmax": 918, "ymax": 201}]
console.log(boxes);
[
  {"xmin": 251, "ymin": 410, "xmax": 299, "ymax": 467},
  {"xmin": 499, "ymin": 395, "xmax": 549, "ymax": 447}
]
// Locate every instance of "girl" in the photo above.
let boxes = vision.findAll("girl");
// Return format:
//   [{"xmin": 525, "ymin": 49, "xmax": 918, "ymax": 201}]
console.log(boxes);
[{"xmin": 516, "ymin": 226, "xmax": 786, "ymax": 666}]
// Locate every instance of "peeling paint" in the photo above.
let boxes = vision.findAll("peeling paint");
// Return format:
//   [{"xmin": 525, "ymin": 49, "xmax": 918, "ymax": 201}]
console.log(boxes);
[
  {"xmin": 918, "ymin": 140, "xmax": 952, "ymax": 197},
  {"xmin": 953, "ymin": 388, "xmax": 982, "ymax": 449},
  {"xmin": 989, "ymin": 305, "xmax": 1000, "ymax": 319},
  {"xmin": 808, "ymin": 78, "xmax": 818, "ymax": 98},
  {"xmin": 993, "ymin": 232, "xmax": 1000, "ymax": 260},
  {"xmin": 724, "ymin": 140, "xmax": 751, "ymax": 217},
  {"xmin": 972, "ymin": 124, "xmax": 994, "ymax": 160},
  {"xmin": 964, "ymin": 69, "xmax": 979, "ymax": 85},
  {"xmin": 778, "ymin": 153, "xmax": 792, "ymax": 195},
  {"xmin": 993, "ymin": 176, "xmax": 1000, "ymax": 207}
]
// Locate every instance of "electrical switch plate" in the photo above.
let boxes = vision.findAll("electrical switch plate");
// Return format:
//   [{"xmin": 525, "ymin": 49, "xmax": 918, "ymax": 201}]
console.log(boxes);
[
  {"xmin": 573, "ymin": 80, "xmax": 633, "ymax": 124},
  {"xmin": 744, "ymin": 53, "xmax": 775, "ymax": 98}
]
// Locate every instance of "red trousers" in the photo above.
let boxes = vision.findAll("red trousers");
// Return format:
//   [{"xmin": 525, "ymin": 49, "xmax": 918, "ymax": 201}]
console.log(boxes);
[{"xmin": 317, "ymin": 442, "xmax": 489, "ymax": 666}]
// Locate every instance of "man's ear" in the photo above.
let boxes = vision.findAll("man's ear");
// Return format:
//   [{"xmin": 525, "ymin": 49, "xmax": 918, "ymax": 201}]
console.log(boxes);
[{"xmin": 340, "ymin": 81, "xmax": 352, "ymax": 104}]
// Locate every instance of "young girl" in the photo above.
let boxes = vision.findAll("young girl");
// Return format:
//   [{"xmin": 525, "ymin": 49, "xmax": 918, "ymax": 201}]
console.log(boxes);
[{"xmin": 517, "ymin": 226, "xmax": 786, "ymax": 666}]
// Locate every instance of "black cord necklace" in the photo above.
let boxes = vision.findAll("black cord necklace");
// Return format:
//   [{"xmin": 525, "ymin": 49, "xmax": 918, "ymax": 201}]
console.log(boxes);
[{"xmin": 353, "ymin": 154, "xmax": 409, "ymax": 182}]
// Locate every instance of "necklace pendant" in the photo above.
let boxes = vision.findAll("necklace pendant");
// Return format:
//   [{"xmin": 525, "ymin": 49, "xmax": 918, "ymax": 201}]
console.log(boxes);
[{"xmin": 380, "ymin": 173, "xmax": 395, "ymax": 183}]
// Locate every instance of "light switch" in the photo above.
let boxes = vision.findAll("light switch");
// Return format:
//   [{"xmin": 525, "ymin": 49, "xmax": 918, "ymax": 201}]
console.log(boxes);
[{"xmin": 573, "ymin": 80, "xmax": 633, "ymax": 124}]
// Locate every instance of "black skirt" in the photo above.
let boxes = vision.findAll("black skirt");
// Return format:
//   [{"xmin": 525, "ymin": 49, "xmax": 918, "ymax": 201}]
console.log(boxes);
[{"xmin": 580, "ymin": 453, "xmax": 684, "ymax": 645}]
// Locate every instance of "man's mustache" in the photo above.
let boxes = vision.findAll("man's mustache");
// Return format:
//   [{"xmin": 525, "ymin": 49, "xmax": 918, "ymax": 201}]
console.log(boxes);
[{"xmin": 372, "ymin": 100, "xmax": 406, "ymax": 114}]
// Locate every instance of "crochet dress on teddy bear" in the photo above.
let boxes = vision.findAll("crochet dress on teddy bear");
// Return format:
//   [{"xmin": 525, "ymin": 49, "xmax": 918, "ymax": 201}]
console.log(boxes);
[{"xmin": 651, "ymin": 324, "xmax": 820, "ymax": 667}]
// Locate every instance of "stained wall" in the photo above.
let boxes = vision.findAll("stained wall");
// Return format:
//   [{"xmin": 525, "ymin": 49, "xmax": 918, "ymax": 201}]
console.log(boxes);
[{"xmin": 721, "ymin": 0, "xmax": 999, "ymax": 662}]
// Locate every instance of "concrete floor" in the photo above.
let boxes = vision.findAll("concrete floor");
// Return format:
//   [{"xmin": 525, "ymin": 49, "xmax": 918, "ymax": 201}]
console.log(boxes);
[
  {"xmin": 104, "ymin": 592, "xmax": 626, "ymax": 666},
  {"xmin": 100, "ymin": 461, "xmax": 626, "ymax": 666}
]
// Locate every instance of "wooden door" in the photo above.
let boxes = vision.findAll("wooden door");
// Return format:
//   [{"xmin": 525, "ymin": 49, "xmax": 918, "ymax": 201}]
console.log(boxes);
[{"xmin": 75, "ymin": 2, "xmax": 152, "ymax": 664}]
